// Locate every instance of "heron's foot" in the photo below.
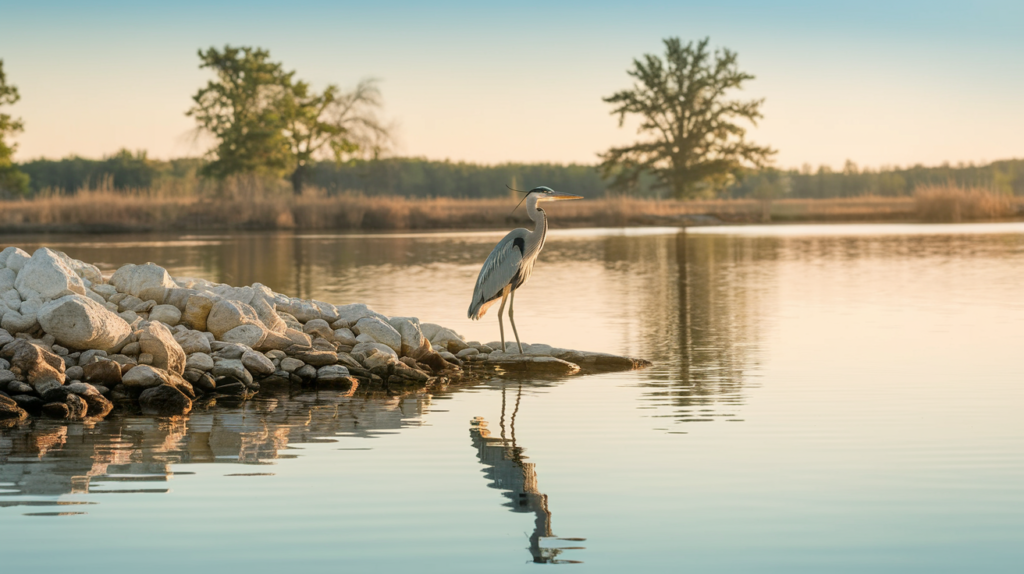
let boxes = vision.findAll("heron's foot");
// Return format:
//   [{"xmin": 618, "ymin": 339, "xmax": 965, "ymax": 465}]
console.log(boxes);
[
  {"xmin": 501, "ymin": 341, "xmax": 507, "ymax": 352},
  {"xmin": 516, "ymin": 342, "xmax": 524, "ymax": 354}
]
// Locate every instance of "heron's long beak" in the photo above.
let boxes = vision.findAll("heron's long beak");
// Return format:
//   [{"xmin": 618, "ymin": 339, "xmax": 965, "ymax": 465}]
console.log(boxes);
[{"xmin": 546, "ymin": 191, "xmax": 584, "ymax": 201}]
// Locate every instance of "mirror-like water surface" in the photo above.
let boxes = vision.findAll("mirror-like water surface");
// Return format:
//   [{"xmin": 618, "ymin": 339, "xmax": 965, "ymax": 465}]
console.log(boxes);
[{"xmin": 1, "ymin": 224, "xmax": 1023, "ymax": 572}]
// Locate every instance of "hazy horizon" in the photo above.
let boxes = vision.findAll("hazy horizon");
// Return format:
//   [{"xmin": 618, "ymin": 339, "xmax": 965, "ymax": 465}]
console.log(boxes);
[{"xmin": 2, "ymin": 0, "xmax": 1022, "ymax": 171}]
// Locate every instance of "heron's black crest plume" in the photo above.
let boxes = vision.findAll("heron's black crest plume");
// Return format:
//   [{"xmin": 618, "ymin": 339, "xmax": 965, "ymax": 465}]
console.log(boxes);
[{"xmin": 507, "ymin": 184, "xmax": 532, "ymax": 214}]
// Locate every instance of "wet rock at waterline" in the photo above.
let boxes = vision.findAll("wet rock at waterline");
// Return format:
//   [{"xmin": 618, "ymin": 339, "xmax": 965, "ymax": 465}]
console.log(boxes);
[{"xmin": 0, "ymin": 246, "xmax": 649, "ymax": 426}]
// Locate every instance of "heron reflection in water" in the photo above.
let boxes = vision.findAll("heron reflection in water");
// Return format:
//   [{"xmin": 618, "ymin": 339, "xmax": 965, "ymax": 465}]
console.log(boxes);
[
  {"xmin": 468, "ymin": 186, "xmax": 583, "ymax": 352},
  {"xmin": 469, "ymin": 385, "xmax": 585, "ymax": 564}
]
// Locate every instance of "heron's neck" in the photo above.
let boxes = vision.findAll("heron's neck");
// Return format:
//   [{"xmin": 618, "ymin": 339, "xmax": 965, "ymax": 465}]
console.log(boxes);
[
  {"xmin": 526, "ymin": 195, "xmax": 548, "ymax": 246},
  {"xmin": 526, "ymin": 195, "xmax": 546, "ymax": 227}
]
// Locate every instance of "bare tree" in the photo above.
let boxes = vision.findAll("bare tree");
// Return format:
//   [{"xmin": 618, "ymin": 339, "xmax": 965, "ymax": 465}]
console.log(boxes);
[{"xmin": 283, "ymin": 79, "xmax": 390, "ymax": 195}]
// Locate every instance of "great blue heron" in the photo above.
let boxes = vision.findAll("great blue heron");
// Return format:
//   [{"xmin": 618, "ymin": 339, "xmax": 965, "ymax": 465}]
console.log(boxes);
[{"xmin": 467, "ymin": 186, "xmax": 583, "ymax": 352}]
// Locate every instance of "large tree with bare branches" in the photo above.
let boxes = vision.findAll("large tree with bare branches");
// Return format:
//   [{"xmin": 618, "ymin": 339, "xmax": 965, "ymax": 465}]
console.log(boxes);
[
  {"xmin": 283, "ymin": 79, "xmax": 389, "ymax": 195},
  {"xmin": 600, "ymin": 37, "xmax": 775, "ymax": 198}
]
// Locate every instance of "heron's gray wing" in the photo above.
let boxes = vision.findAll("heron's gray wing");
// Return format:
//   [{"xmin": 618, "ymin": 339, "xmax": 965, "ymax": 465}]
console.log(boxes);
[{"xmin": 468, "ymin": 229, "xmax": 526, "ymax": 318}]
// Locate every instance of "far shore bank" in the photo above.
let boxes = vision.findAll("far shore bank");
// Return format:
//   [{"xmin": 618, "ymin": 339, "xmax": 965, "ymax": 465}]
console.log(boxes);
[{"xmin": 2, "ymin": 189, "xmax": 1021, "ymax": 234}]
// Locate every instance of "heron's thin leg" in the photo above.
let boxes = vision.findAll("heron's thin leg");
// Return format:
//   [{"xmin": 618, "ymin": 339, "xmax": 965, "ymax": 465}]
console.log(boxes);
[
  {"xmin": 497, "ymin": 286, "xmax": 511, "ymax": 352},
  {"xmin": 509, "ymin": 288, "xmax": 523, "ymax": 354}
]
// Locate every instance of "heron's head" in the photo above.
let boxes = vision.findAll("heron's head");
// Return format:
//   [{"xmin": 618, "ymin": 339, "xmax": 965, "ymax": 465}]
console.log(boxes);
[{"xmin": 529, "ymin": 186, "xmax": 584, "ymax": 202}]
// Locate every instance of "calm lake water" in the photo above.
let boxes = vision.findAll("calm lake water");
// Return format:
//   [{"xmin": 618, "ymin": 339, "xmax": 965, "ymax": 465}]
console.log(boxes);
[{"xmin": 2, "ymin": 223, "xmax": 1023, "ymax": 572}]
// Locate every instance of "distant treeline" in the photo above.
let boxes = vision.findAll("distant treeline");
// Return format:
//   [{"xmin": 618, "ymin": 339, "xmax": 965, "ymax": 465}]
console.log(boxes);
[{"xmin": 14, "ymin": 151, "xmax": 1024, "ymax": 199}]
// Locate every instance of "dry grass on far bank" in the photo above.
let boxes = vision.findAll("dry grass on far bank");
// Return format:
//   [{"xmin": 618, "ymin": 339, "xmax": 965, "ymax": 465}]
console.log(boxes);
[{"xmin": 0, "ymin": 183, "xmax": 1021, "ymax": 233}]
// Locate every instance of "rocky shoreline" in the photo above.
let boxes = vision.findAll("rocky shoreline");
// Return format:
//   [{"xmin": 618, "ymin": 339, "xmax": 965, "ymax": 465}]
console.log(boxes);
[{"xmin": 0, "ymin": 246, "xmax": 649, "ymax": 426}]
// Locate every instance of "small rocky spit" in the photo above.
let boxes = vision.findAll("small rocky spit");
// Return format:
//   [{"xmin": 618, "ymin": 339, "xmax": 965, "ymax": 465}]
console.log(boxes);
[{"xmin": 0, "ymin": 246, "xmax": 649, "ymax": 426}]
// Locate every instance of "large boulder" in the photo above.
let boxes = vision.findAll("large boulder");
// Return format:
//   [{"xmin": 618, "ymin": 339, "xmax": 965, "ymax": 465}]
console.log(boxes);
[
  {"xmin": 51, "ymin": 251, "xmax": 103, "ymax": 285},
  {"xmin": 185, "ymin": 352, "xmax": 214, "ymax": 372},
  {"xmin": 109, "ymin": 263, "xmax": 176, "ymax": 297},
  {"xmin": 173, "ymin": 329, "xmax": 212, "ymax": 355},
  {"xmin": 353, "ymin": 317, "xmax": 402, "ymax": 354},
  {"xmin": 83, "ymin": 360, "xmax": 123, "ymax": 386},
  {"xmin": 251, "ymin": 295, "xmax": 286, "ymax": 334},
  {"xmin": 283, "ymin": 345, "xmax": 338, "ymax": 367},
  {"xmin": 206, "ymin": 299, "xmax": 264, "ymax": 339},
  {"xmin": 429, "ymin": 326, "xmax": 469, "ymax": 353},
  {"xmin": 220, "ymin": 324, "xmax": 267, "ymax": 348},
  {"xmin": 38, "ymin": 294, "xmax": 132, "ymax": 352},
  {"xmin": 181, "ymin": 293, "xmax": 215, "ymax": 331},
  {"xmin": 273, "ymin": 296, "xmax": 322, "ymax": 323},
  {"xmin": 149, "ymin": 304, "xmax": 181, "ymax": 326},
  {"xmin": 0, "ymin": 247, "xmax": 31, "ymax": 271},
  {"xmin": 64, "ymin": 393, "xmax": 89, "ymax": 419},
  {"xmin": 334, "ymin": 303, "xmax": 380, "ymax": 326},
  {"xmin": 352, "ymin": 341, "xmax": 398, "ymax": 359},
  {"xmin": 4, "ymin": 340, "xmax": 65, "ymax": 391},
  {"xmin": 139, "ymin": 384, "xmax": 192, "ymax": 416},
  {"xmin": 138, "ymin": 321, "xmax": 186, "ymax": 375},
  {"xmin": 82, "ymin": 393, "xmax": 113, "ymax": 418},
  {"xmin": 0, "ymin": 394, "xmax": 28, "ymax": 422},
  {"xmin": 0, "ymin": 268, "xmax": 15, "ymax": 292},
  {"xmin": 121, "ymin": 365, "xmax": 168, "ymax": 392},
  {"xmin": 303, "ymin": 318, "xmax": 334, "ymax": 340},
  {"xmin": 388, "ymin": 316, "xmax": 428, "ymax": 357},
  {"xmin": 1, "ymin": 310, "xmax": 38, "ymax": 334},
  {"xmin": 14, "ymin": 248, "xmax": 87, "ymax": 301},
  {"xmin": 241, "ymin": 350, "xmax": 274, "ymax": 376}
]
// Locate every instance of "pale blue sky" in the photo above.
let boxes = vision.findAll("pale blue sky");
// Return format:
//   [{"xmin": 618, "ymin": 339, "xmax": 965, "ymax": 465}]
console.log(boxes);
[{"xmin": 1, "ymin": 0, "xmax": 1021, "ymax": 168}]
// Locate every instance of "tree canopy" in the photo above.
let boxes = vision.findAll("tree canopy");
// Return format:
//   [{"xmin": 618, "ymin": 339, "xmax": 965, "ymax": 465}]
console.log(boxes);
[
  {"xmin": 188, "ymin": 46, "xmax": 295, "ymax": 179},
  {"xmin": 0, "ymin": 59, "xmax": 29, "ymax": 195},
  {"xmin": 188, "ymin": 45, "xmax": 390, "ymax": 194},
  {"xmin": 600, "ymin": 37, "xmax": 775, "ymax": 198}
]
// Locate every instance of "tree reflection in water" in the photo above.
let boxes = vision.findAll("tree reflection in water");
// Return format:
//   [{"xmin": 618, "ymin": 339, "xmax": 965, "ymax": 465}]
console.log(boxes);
[{"xmin": 469, "ymin": 384, "xmax": 585, "ymax": 564}]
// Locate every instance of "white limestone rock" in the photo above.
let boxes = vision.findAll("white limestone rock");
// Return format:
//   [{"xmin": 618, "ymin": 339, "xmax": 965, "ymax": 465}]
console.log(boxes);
[
  {"xmin": 174, "ymin": 329, "xmax": 212, "ymax": 355},
  {"xmin": 0, "ymin": 268, "xmax": 15, "ymax": 292},
  {"xmin": 388, "ymin": 316, "xmax": 428, "ymax": 357},
  {"xmin": 303, "ymin": 318, "xmax": 333, "ymax": 340},
  {"xmin": 335, "ymin": 303, "xmax": 378, "ymax": 325},
  {"xmin": 138, "ymin": 321, "xmax": 187, "ymax": 375},
  {"xmin": 241, "ymin": 350, "xmax": 275, "ymax": 376},
  {"xmin": 352, "ymin": 317, "xmax": 401, "ymax": 354},
  {"xmin": 181, "ymin": 293, "xmax": 215, "ymax": 332},
  {"xmin": 212, "ymin": 358, "xmax": 246, "ymax": 380},
  {"xmin": 1, "ymin": 289, "xmax": 20, "ymax": 312},
  {"xmin": 185, "ymin": 352, "xmax": 214, "ymax": 372},
  {"xmin": 37, "ymin": 294, "xmax": 132, "ymax": 351},
  {"xmin": 352, "ymin": 341, "xmax": 398, "ymax": 359},
  {"xmin": 1, "ymin": 310, "xmax": 37, "ymax": 334},
  {"xmin": 333, "ymin": 328, "xmax": 357, "ymax": 346},
  {"xmin": 206, "ymin": 299, "xmax": 264, "ymax": 339},
  {"xmin": 316, "ymin": 364, "xmax": 351, "ymax": 382},
  {"xmin": 150, "ymin": 304, "xmax": 182, "ymax": 326},
  {"xmin": 14, "ymin": 248, "xmax": 87, "ymax": 302},
  {"xmin": 430, "ymin": 326, "xmax": 468, "ymax": 353},
  {"xmin": 0, "ymin": 247, "xmax": 30, "ymax": 271},
  {"xmin": 250, "ymin": 295, "xmax": 286, "ymax": 334},
  {"xmin": 109, "ymin": 263, "xmax": 176, "ymax": 297},
  {"xmin": 221, "ymin": 324, "xmax": 267, "ymax": 348},
  {"xmin": 121, "ymin": 365, "xmax": 166, "ymax": 391},
  {"xmin": 90, "ymin": 283, "xmax": 118, "ymax": 300}
]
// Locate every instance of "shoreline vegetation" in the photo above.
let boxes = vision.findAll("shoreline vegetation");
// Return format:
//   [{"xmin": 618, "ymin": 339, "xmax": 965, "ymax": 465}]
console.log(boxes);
[{"xmin": 1, "ymin": 183, "xmax": 1021, "ymax": 234}]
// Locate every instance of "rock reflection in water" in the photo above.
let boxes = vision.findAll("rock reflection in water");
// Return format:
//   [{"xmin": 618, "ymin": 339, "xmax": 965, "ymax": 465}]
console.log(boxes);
[
  {"xmin": 470, "ymin": 384, "xmax": 585, "ymax": 565},
  {"xmin": 0, "ymin": 388, "xmax": 435, "ymax": 513}
]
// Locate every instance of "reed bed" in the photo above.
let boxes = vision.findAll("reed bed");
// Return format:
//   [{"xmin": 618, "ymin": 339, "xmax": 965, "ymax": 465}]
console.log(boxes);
[
  {"xmin": 1, "ymin": 182, "xmax": 1020, "ymax": 233},
  {"xmin": 913, "ymin": 184, "xmax": 1019, "ymax": 222}
]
